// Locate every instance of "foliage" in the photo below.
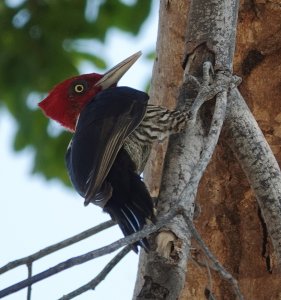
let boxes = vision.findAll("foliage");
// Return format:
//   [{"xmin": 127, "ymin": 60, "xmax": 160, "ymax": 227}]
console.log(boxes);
[{"xmin": 0, "ymin": 0, "xmax": 152, "ymax": 185}]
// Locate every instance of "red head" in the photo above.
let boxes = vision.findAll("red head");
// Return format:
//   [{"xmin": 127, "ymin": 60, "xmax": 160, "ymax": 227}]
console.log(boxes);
[{"xmin": 39, "ymin": 51, "xmax": 142, "ymax": 131}]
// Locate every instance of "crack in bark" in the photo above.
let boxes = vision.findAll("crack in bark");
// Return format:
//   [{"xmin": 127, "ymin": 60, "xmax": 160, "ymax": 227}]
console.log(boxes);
[{"xmin": 257, "ymin": 207, "xmax": 272, "ymax": 273}]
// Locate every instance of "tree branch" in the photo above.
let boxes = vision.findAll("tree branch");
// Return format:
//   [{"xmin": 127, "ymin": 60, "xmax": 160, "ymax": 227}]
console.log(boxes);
[
  {"xmin": 26, "ymin": 263, "xmax": 32, "ymax": 300},
  {"xmin": 0, "ymin": 220, "xmax": 115, "ymax": 275},
  {"xmin": 180, "ymin": 71, "xmax": 238, "ymax": 205},
  {"xmin": 0, "ymin": 210, "xmax": 177, "ymax": 298},
  {"xmin": 223, "ymin": 88, "xmax": 281, "ymax": 264},
  {"xmin": 58, "ymin": 245, "xmax": 131, "ymax": 300}
]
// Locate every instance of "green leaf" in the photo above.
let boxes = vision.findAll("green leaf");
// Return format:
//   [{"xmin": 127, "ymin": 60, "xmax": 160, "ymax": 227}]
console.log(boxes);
[{"xmin": 0, "ymin": 0, "xmax": 153, "ymax": 185}]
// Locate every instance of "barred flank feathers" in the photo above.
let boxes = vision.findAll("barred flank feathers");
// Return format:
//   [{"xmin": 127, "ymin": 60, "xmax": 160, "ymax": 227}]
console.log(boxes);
[{"xmin": 129, "ymin": 105, "xmax": 188, "ymax": 144}]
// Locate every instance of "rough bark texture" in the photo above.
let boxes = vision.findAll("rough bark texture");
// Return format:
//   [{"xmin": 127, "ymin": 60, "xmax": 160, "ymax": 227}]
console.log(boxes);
[
  {"xmin": 182, "ymin": 2, "xmax": 281, "ymax": 299},
  {"xmin": 134, "ymin": 2, "xmax": 191, "ymax": 299},
  {"xmin": 135, "ymin": 0, "xmax": 241, "ymax": 299},
  {"xmin": 138, "ymin": 0, "xmax": 281, "ymax": 299},
  {"xmin": 143, "ymin": 0, "xmax": 188, "ymax": 197}
]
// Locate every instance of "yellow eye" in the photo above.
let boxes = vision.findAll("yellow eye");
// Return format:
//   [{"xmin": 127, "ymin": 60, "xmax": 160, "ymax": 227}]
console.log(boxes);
[{"xmin": 74, "ymin": 84, "xmax": 85, "ymax": 93}]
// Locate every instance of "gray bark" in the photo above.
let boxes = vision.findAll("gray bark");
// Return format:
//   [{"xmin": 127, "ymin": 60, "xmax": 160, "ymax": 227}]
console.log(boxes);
[
  {"xmin": 134, "ymin": 0, "xmax": 240, "ymax": 299},
  {"xmin": 224, "ymin": 88, "xmax": 281, "ymax": 263}
]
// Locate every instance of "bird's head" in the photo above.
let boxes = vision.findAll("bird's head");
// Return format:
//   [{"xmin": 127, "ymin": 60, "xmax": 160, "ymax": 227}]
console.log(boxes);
[{"xmin": 38, "ymin": 51, "xmax": 142, "ymax": 131}]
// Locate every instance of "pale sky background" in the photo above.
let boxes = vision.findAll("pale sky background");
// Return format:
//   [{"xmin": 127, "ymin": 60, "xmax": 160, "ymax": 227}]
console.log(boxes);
[{"xmin": 0, "ymin": 1, "xmax": 159, "ymax": 299}]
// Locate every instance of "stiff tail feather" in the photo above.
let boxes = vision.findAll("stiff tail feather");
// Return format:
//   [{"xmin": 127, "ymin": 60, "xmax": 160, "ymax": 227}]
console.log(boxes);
[{"xmin": 103, "ymin": 151, "xmax": 154, "ymax": 252}]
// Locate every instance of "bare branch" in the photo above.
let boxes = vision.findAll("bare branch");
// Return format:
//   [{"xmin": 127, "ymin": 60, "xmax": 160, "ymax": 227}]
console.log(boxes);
[
  {"xmin": 185, "ymin": 62, "xmax": 224, "ymax": 125},
  {"xmin": 26, "ymin": 263, "xmax": 32, "ymax": 300},
  {"xmin": 0, "ymin": 210, "xmax": 177, "ymax": 298},
  {"xmin": 58, "ymin": 246, "xmax": 131, "ymax": 300},
  {"xmin": 178, "ymin": 73, "xmax": 230, "ymax": 207},
  {"xmin": 0, "ymin": 220, "xmax": 115, "ymax": 275},
  {"xmin": 224, "ymin": 88, "xmax": 281, "ymax": 264}
]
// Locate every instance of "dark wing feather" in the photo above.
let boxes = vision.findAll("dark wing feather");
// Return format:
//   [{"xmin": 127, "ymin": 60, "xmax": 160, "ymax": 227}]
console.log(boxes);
[
  {"xmin": 103, "ymin": 148, "xmax": 154, "ymax": 252},
  {"xmin": 66, "ymin": 87, "xmax": 148, "ymax": 206}
]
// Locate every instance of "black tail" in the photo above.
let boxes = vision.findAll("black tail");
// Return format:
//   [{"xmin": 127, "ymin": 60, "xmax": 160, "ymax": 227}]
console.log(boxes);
[{"xmin": 103, "ymin": 149, "xmax": 154, "ymax": 253}]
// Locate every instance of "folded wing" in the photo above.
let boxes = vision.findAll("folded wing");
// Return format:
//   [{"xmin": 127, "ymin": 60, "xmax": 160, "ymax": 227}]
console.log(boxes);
[{"xmin": 66, "ymin": 87, "xmax": 149, "ymax": 206}]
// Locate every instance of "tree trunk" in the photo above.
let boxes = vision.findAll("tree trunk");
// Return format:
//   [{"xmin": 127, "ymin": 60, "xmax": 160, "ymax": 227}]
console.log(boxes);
[{"xmin": 135, "ymin": 0, "xmax": 281, "ymax": 299}]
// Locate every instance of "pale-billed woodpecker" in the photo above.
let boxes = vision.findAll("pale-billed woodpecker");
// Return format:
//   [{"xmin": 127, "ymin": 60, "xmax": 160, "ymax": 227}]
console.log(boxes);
[{"xmin": 39, "ymin": 51, "xmax": 188, "ymax": 252}]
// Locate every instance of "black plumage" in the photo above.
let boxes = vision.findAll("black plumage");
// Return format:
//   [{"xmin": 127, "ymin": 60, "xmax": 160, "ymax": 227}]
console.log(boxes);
[{"xmin": 66, "ymin": 86, "xmax": 154, "ymax": 252}]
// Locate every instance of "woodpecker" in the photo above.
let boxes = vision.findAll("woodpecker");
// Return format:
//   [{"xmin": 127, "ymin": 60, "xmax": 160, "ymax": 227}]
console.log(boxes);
[{"xmin": 39, "ymin": 51, "xmax": 188, "ymax": 252}]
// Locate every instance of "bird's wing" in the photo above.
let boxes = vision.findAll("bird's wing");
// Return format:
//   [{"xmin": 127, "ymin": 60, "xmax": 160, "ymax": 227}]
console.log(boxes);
[{"xmin": 66, "ymin": 87, "xmax": 149, "ymax": 206}]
